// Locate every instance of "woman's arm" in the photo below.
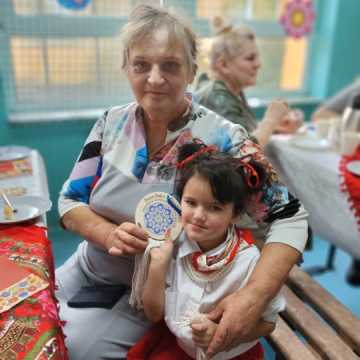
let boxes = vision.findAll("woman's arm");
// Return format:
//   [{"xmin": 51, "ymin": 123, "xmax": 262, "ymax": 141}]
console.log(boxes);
[
  {"xmin": 58, "ymin": 109, "xmax": 148, "ymax": 256},
  {"xmin": 252, "ymin": 99, "xmax": 289, "ymax": 148},
  {"xmin": 142, "ymin": 239, "xmax": 173, "ymax": 322},
  {"xmin": 61, "ymin": 206, "xmax": 148, "ymax": 255},
  {"xmin": 204, "ymin": 123, "xmax": 308, "ymax": 356},
  {"xmin": 233, "ymin": 319, "xmax": 275, "ymax": 343},
  {"xmin": 207, "ymin": 242, "xmax": 299, "ymax": 356},
  {"xmin": 312, "ymin": 107, "xmax": 339, "ymax": 121}
]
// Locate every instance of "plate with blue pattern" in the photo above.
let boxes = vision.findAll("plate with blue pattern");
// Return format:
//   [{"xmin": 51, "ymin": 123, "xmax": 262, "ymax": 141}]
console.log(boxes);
[{"xmin": 135, "ymin": 192, "xmax": 182, "ymax": 241}]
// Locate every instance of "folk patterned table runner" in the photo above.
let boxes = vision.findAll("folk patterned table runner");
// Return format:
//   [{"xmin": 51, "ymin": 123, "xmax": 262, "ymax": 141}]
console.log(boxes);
[{"xmin": 0, "ymin": 224, "xmax": 68, "ymax": 360}]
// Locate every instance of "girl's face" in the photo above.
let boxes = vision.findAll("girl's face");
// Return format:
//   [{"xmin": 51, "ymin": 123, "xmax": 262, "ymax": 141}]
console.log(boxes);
[{"xmin": 180, "ymin": 174, "xmax": 236, "ymax": 252}]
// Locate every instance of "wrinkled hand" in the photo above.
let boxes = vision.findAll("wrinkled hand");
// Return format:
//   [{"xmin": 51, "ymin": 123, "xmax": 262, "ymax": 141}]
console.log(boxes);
[
  {"xmin": 149, "ymin": 237, "xmax": 174, "ymax": 268},
  {"xmin": 191, "ymin": 316, "xmax": 217, "ymax": 350},
  {"xmin": 105, "ymin": 222, "xmax": 148, "ymax": 256},
  {"xmin": 263, "ymin": 99, "xmax": 289, "ymax": 127},
  {"xmin": 206, "ymin": 286, "xmax": 266, "ymax": 357}
]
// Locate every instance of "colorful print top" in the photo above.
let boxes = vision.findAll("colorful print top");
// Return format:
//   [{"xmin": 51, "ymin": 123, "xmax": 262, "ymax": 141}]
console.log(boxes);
[{"xmin": 58, "ymin": 101, "xmax": 307, "ymax": 284}]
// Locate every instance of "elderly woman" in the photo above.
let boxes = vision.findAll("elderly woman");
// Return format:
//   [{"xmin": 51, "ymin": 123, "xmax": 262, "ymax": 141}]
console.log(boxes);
[
  {"xmin": 56, "ymin": 5, "xmax": 308, "ymax": 360},
  {"xmin": 195, "ymin": 25, "xmax": 302, "ymax": 148}
]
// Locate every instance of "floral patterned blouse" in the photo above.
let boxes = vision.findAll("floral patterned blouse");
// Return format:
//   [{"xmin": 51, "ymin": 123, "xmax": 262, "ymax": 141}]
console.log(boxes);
[{"xmin": 58, "ymin": 100, "xmax": 307, "ymax": 285}]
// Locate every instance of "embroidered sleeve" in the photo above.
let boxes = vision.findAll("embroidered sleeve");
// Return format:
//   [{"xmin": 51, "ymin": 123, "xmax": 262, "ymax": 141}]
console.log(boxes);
[
  {"xmin": 229, "ymin": 128, "xmax": 308, "ymax": 253},
  {"xmin": 58, "ymin": 111, "xmax": 107, "ymax": 218}
]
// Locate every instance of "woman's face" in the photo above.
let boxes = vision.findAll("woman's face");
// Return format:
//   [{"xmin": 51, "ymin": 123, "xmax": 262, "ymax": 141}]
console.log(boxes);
[
  {"xmin": 126, "ymin": 28, "xmax": 194, "ymax": 122},
  {"xmin": 227, "ymin": 41, "xmax": 261, "ymax": 90},
  {"xmin": 181, "ymin": 174, "xmax": 236, "ymax": 252}
]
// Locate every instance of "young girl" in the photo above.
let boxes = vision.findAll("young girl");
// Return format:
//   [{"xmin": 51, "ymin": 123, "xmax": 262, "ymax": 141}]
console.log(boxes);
[{"xmin": 128, "ymin": 142, "xmax": 286, "ymax": 360}]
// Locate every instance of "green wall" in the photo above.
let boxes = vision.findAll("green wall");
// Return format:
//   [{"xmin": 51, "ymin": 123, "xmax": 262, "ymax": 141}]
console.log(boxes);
[
  {"xmin": 1, "ymin": 0, "xmax": 360, "ymax": 227},
  {"xmin": 309, "ymin": 0, "xmax": 360, "ymax": 98}
]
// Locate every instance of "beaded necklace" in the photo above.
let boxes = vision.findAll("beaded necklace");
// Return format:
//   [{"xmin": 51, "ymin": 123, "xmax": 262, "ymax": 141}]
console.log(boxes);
[{"xmin": 182, "ymin": 226, "xmax": 252, "ymax": 284}]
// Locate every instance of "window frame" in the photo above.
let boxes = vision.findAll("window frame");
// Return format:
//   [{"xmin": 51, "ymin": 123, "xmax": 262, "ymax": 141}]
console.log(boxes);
[{"xmin": 0, "ymin": 0, "xmax": 319, "ymax": 122}]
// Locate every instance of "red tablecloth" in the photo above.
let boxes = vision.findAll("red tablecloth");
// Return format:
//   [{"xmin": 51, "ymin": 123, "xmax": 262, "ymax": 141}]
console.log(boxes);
[
  {"xmin": 339, "ymin": 145, "xmax": 360, "ymax": 233},
  {"xmin": 0, "ymin": 224, "xmax": 68, "ymax": 360}
]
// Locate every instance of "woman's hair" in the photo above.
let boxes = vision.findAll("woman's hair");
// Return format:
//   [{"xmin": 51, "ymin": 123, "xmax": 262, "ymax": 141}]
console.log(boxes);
[
  {"xmin": 121, "ymin": 4, "xmax": 198, "ymax": 76},
  {"xmin": 209, "ymin": 21, "xmax": 256, "ymax": 70},
  {"xmin": 175, "ymin": 143, "xmax": 267, "ymax": 216}
]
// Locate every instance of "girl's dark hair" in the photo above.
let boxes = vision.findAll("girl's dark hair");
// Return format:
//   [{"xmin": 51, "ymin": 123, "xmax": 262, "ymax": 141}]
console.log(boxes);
[{"xmin": 175, "ymin": 142, "xmax": 267, "ymax": 216}]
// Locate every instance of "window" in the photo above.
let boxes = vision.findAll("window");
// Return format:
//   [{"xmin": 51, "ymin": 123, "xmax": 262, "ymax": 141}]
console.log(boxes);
[
  {"xmin": 0, "ymin": 0, "xmax": 312, "ymax": 121},
  {"xmin": 1, "ymin": 0, "xmax": 135, "ymax": 119}
]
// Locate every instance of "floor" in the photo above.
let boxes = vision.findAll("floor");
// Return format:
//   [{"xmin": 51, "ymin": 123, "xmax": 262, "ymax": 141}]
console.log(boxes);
[{"xmin": 50, "ymin": 227, "xmax": 360, "ymax": 358}]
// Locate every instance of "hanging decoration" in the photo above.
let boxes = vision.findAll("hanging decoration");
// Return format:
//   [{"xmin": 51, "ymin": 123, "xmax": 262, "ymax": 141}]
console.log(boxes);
[
  {"xmin": 280, "ymin": 0, "xmax": 315, "ymax": 39},
  {"xmin": 57, "ymin": 0, "xmax": 91, "ymax": 11}
]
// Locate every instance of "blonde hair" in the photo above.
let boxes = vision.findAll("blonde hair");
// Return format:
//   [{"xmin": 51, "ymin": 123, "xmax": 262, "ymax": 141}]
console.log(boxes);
[
  {"xmin": 121, "ymin": 4, "xmax": 198, "ymax": 76},
  {"xmin": 209, "ymin": 22, "xmax": 256, "ymax": 70}
]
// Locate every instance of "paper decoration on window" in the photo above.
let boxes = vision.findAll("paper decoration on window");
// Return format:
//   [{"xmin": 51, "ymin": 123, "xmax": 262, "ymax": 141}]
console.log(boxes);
[
  {"xmin": 280, "ymin": 0, "xmax": 315, "ymax": 38},
  {"xmin": 58, "ymin": 0, "xmax": 91, "ymax": 10}
]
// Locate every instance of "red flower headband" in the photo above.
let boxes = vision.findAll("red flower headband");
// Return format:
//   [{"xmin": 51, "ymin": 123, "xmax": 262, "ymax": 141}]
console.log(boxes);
[
  {"xmin": 237, "ymin": 159, "xmax": 260, "ymax": 189},
  {"xmin": 176, "ymin": 145, "xmax": 218, "ymax": 169},
  {"xmin": 176, "ymin": 145, "xmax": 261, "ymax": 189}
]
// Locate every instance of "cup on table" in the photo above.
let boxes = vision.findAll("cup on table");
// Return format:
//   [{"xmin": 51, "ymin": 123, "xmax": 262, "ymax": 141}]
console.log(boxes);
[
  {"xmin": 340, "ymin": 131, "xmax": 360, "ymax": 156},
  {"xmin": 327, "ymin": 117, "xmax": 342, "ymax": 149},
  {"xmin": 315, "ymin": 119, "xmax": 332, "ymax": 139}
]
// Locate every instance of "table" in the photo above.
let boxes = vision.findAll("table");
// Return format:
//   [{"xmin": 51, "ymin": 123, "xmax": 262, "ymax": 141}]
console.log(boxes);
[
  {"xmin": 266, "ymin": 134, "xmax": 360, "ymax": 259},
  {"xmin": 0, "ymin": 148, "xmax": 50, "ymax": 225},
  {"xmin": 0, "ymin": 146, "xmax": 68, "ymax": 359}
]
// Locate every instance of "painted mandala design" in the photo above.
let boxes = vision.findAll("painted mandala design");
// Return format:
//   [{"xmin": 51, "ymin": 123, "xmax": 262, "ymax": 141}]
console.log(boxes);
[
  {"xmin": 144, "ymin": 202, "xmax": 174, "ymax": 235},
  {"xmin": 280, "ymin": 0, "xmax": 315, "ymax": 38}
]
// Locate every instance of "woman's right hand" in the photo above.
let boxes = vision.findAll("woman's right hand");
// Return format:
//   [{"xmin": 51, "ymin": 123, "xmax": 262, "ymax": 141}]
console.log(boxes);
[
  {"xmin": 263, "ymin": 99, "xmax": 289, "ymax": 127},
  {"xmin": 105, "ymin": 222, "xmax": 149, "ymax": 256}
]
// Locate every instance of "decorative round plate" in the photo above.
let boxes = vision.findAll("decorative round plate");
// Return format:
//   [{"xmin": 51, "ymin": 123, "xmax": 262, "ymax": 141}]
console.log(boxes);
[
  {"xmin": 135, "ymin": 192, "xmax": 182, "ymax": 241},
  {"xmin": 0, "ymin": 195, "xmax": 52, "ymax": 224},
  {"xmin": 346, "ymin": 160, "xmax": 360, "ymax": 176},
  {"xmin": 0, "ymin": 146, "xmax": 32, "ymax": 162}
]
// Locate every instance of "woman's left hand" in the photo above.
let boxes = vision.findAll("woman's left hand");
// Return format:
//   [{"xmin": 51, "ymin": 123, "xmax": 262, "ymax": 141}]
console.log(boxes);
[
  {"xmin": 205, "ymin": 285, "xmax": 266, "ymax": 357},
  {"xmin": 106, "ymin": 222, "xmax": 149, "ymax": 256}
]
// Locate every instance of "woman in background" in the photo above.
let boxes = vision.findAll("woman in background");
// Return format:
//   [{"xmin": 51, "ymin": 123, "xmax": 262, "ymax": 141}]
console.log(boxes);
[{"xmin": 195, "ymin": 21, "xmax": 302, "ymax": 148}]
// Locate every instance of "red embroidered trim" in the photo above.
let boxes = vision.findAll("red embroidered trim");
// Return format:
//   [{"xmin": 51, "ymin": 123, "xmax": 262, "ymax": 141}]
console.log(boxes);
[{"xmin": 339, "ymin": 145, "xmax": 360, "ymax": 233}]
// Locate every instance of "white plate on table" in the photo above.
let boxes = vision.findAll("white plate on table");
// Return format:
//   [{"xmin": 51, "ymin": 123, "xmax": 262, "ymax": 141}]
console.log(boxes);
[
  {"xmin": 0, "ymin": 195, "xmax": 52, "ymax": 224},
  {"xmin": 289, "ymin": 133, "xmax": 331, "ymax": 150},
  {"xmin": 346, "ymin": 160, "xmax": 360, "ymax": 176},
  {"xmin": 0, "ymin": 146, "xmax": 32, "ymax": 162}
]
